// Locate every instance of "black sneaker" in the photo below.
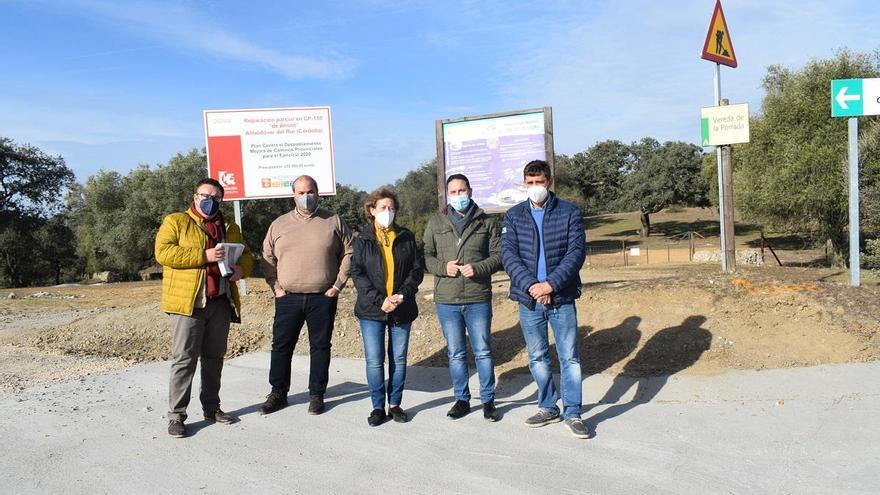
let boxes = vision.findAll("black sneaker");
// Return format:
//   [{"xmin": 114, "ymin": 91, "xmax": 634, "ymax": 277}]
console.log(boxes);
[
  {"xmin": 367, "ymin": 408, "xmax": 386, "ymax": 427},
  {"xmin": 167, "ymin": 419, "xmax": 186, "ymax": 438},
  {"xmin": 565, "ymin": 418, "xmax": 590, "ymax": 439},
  {"xmin": 388, "ymin": 406, "xmax": 408, "ymax": 423},
  {"xmin": 204, "ymin": 409, "xmax": 235, "ymax": 424},
  {"xmin": 482, "ymin": 401, "xmax": 499, "ymax": 422},
  {"xmin": 524, "ymin": 409, "xmax": 562, "ymax": 428},
  {"xmin": 446, "ymin": 400, "xmax": 471, "ymax": 420},
  {"xmin": 259, "ymin": 391, "xmax": 288, "ymax": 415},
  {"xmin": 307, "ymin": 394, "xmax": 325, "ymax": 415}
]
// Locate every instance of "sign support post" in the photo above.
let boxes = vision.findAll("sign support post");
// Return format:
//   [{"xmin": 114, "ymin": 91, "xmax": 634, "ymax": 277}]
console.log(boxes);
[
  {"xmin": 829, "ymin": 78, "xmax": 878, "ymax": 286},
  {"xmin": 233, "ymin": 200, "xmax": 247, "ymax": 295},
  {"xmin": 848, "ymin": 117, "xmax": 860, "ymax": 286},
  {"xmin": 702, "ymin": 0, "xmax": 739, "ymax": 273},
  {"xmin": 713, "ymin": 64, "xmax": 732, "ymax": 272}
]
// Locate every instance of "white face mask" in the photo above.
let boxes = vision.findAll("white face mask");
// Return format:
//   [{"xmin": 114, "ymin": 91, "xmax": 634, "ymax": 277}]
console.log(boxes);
[
  {"xmin": 375, "ymin": 210, "xmax": 395, "ymax": 228},
  {"xmin": 527, "ymin": 185, "xmax": 549, "ymax": 204}
]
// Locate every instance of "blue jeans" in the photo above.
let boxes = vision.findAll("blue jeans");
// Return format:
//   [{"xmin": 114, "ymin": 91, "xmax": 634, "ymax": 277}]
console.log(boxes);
[
  {"xmin": 518, "ymin": 302, "xmax": 582, "ymax": 419},
  {"xmin": 359, "ymin": 319, "xmax": 412, "ymax": 410},
  {"xmin": 436, "ymin": 302, "xmax": 495, "ymax": 403}
]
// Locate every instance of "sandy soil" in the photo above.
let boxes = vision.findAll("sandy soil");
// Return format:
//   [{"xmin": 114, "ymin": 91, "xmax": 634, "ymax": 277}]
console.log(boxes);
[{"xmin": 1, "ymin": 264, "xmax": 878, "ymax": 395}]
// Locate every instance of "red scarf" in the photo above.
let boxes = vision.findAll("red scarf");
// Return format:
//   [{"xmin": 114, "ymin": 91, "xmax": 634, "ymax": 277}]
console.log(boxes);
[{"xmin": 191, "ymin": 205, "xmax": 223, "ymax": 298}]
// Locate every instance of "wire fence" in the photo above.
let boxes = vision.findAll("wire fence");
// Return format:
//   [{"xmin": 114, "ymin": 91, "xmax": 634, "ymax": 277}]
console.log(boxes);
[{"xmin": 585, "ymin": 239, "xmax": 697, "ymax": 268}]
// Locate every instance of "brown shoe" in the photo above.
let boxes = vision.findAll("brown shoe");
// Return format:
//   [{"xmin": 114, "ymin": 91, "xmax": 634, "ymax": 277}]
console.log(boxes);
[
  {"xmin": 204, "ymin": 409, "xmax": 235, "ymax": 424},
  {"xmin": 308, "ymin": 394, "xmax": 325, "ymax": 415},
  {"xmin": 259, "ymin": 391, "xmax": 288, "ymax": 415},
  {"xmin": 168, "ymin": 419, "xmax": 186, "ymax": 438}
]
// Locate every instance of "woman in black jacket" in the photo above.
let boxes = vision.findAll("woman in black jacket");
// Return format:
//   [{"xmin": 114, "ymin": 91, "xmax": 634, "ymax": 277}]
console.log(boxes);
[{"xmin": 350, "ymin": 187, "xmax": 424, "ymax": 426}]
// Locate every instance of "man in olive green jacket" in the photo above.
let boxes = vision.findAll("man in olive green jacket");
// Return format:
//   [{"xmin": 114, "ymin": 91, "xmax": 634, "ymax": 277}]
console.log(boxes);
[{"xmin": 423, "ymin": 174, "xmax": 502, "ymax": 422}]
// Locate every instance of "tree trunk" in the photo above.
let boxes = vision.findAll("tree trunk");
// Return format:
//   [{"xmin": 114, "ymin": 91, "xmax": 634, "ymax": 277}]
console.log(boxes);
[
  {"xmin": 827, "ymin": 237, "xmax": 847, "ymax": 268},
  {"xmin": 639, "ymin": 211, "xmax": 651, "ymax": 238}
]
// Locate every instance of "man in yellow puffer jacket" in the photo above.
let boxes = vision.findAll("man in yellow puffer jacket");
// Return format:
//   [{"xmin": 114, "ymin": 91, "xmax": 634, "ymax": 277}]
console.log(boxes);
[{"xmin": 155, "ymin": 178, "xmax": 253, "ymax": 438}]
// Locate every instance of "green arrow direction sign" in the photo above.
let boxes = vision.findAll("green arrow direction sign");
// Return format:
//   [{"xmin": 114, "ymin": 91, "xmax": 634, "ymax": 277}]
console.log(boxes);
[{"xmin": 832, "ymin": 78, "xmax": 880, "ymax": 117}]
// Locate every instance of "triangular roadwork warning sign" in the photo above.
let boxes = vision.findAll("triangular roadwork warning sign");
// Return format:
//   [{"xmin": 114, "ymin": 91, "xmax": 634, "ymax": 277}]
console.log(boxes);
[{"xmin": 701, "ymin": 0, "xmax": 737, "ymax": 68}]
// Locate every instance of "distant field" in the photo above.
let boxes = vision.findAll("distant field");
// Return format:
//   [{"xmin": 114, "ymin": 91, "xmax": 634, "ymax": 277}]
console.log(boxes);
[{"xmin": 584, "ymin": 207, "xmax": 828, "ymax": 267}]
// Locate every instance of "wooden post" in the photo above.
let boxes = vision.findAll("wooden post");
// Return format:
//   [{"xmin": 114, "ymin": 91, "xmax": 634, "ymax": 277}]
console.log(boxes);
[
  {"xmin": 720, "ymin": 99, "xmax": 736, "ymax": 272},
  {"xmin": 622, "ymin": 240, "xmax": 627, "ymax": 267},
  {"xmin": 689, "ymin": 232, "xmax": 694, "ymax": 262}
]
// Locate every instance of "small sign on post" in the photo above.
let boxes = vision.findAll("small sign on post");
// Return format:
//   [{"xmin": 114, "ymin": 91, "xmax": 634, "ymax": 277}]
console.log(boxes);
[
  {"xmin": 701, "ymin": 103, "xmax": 750, "ymax": 146},
  {"xmin": 831, "ymin": 78, "xmax": 880, "ymax": 117}
]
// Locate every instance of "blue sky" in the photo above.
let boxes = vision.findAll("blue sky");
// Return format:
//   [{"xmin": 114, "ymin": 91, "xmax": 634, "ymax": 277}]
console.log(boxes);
[{"xmin": 1, "ymin": 0, "xmax": 878, "ymax": 191}]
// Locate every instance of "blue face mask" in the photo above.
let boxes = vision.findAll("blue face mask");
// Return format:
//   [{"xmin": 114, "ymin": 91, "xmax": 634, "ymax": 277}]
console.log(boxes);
[
  {"xmin": 448, "ymin": 194, "xmax": 471, "ymax": 212},
  {"xmin": 199, "ymin": 198, "xmax": 219, "ymax": 217}
]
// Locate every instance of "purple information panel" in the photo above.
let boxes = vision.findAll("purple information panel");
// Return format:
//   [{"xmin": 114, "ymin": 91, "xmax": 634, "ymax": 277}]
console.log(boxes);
[{"xmin": 439, "ymin": 109, "xmax": 551, "ymax": 212}]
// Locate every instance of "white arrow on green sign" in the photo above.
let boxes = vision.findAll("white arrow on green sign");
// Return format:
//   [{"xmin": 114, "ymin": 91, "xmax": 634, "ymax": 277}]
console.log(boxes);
[{"xmin": 831, "ymin": 78, "xmax": 880, "ymax": 117}]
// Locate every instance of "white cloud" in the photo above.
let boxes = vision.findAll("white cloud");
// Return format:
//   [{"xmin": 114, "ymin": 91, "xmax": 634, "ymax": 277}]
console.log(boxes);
[{"xmin": 46, "ymin": 0, "xmax": 358, "ymax": 80}]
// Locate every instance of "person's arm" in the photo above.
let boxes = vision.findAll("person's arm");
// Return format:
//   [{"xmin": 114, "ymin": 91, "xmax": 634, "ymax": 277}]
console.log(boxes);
[
  {"xmin": 349, "ymin": 240, "xmax": 385, "ymax": 309},
  {"xmin": 226, "ymin": 222, "xmax": 253, "ymax": 278},
  {"xmin": 260, "ymin": 222, "xmax": 283, "ymax": 296},
  {"xmin": 545, "ymin": 207, "xmax": 586, "ymax": 292},
  {"xmin": 470, "ymin": 216, "xmax": 502, "ymax": 277},
  {"xmin": 331, "ymin": 217, "xmax": 354, "ymax": 293},
  {"xmin": 396, "ymin": 237, "xmax": 425, "ymax": 301},
  {"xmin": 155, "ymin": 215, "xmax": 206, "ymax": 269},
  {"xmin": 501, "ymin": 210, "xmax": 538, "ymax": 293},
  {"xmin": 422, "ymin": 216, "xmax": 445, "ymax": 277}
]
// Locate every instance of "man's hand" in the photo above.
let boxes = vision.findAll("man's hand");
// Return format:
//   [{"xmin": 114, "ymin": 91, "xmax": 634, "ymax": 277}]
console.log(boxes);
[
  {"xmin": 274, "ymin": 288, "xmax": 286, "ymax": 298},
  {"xmin": 445, "ymin": 260, "xmax": 460, "ymax": 277},
  {"xmin": 458, "ymin": 264, "xmax": 475, "ymax": 278},
  {"xmin": 324, "ymin": 287, "xmax": 340, "ymax": 298},
  {"xmin": 206, "ymin": 245, "xmax": 225, "ymax": 262},
  {"xmin": 229, "ymin": 265, "xmax": 244, "ymax": 282},
  {"xmin": 536, "ymin": 294, "xmax": 551, "ymax": 305},
  {"xmin": 528, "ymin": 282, "xmax": 553, "ymax": 299}
]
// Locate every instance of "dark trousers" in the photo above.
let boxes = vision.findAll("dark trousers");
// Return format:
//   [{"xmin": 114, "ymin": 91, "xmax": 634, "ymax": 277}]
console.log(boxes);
[
  {"xmin": 168, "ymin": 299, "xmax": 231, "ymax": 421},
  {"xmin": 269, "ymin": 292, "xmax": 338, "ymax": 396}
]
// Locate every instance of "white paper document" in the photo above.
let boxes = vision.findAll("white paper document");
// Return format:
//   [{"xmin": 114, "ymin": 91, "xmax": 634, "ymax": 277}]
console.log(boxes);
[{"xmin": 216, "ymin": 242, "xmax": 245, "ymax": 277}]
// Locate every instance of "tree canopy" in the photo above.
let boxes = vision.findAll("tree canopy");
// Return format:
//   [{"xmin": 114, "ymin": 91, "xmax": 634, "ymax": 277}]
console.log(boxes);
[{"xmin": 732, "ymin": 49, "xmax": 880, "ymax": 264}]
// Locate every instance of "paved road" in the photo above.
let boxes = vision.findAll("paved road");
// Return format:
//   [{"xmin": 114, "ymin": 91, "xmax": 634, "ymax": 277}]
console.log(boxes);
[{"xmin": 1, "ymin": 353, "xmax": 878, "ymax": 494}]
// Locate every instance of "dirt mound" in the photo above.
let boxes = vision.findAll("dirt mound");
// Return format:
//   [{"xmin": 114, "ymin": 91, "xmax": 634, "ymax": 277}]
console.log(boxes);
[{"xmin": 2, "ymin": 265, "xmax": 877, "ymax": 387}]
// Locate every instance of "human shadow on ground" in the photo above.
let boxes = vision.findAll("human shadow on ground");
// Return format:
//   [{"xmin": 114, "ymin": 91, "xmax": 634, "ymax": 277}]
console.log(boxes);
[
  {"xmin": 583, "ymin": 315, "xmax": 711, "ymax": 438},
  {"xmin": 493, "ymin": 316, "xmax": 643, "ymax": 417},
  {"xmin": 406, "ymin": 316, "xmax": 643, "ymax": 419}
]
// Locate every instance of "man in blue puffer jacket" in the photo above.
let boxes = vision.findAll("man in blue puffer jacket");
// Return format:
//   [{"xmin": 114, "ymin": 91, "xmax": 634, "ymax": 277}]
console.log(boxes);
[{"xmin": 501, "ymin": 160, "xmax": 589, "ymax": 439}]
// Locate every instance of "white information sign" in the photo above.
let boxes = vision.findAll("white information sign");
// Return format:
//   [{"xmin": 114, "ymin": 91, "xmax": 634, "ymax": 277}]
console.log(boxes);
[
  {"xmin": 204, "ymin": 107, "xmax": 335, "ymax": 199},
  {"xmin": 700, "ymin": 103, "xmax": 750, "ymax": 146}
]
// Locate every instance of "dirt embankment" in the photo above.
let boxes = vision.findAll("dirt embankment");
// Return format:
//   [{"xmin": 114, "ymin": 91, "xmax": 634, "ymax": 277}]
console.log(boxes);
[{"xmin": 1, "ymin": 264, "xmax": 878, "ymax": 394}]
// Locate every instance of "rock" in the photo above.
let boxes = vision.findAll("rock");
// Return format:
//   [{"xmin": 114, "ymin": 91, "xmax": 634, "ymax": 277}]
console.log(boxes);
[{"xmin": 7, "ymin": 292, "xmax": 15, "ymax": 299}]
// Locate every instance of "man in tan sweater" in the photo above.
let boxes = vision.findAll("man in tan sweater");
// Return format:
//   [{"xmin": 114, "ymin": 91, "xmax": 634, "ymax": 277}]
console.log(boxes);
[{"xmin": 259, "ymin": 175, "xmax": 354, "ymax": 416}]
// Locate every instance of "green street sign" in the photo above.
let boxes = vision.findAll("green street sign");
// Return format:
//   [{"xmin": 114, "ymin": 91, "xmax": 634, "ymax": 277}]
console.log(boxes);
[{"xmin": 831, "ymin": 78, "xmax": 880, "ymax": 117}]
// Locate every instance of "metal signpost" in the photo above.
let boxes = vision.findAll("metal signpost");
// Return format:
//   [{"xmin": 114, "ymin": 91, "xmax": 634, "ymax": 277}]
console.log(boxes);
[
  {"xmin": 830, "ymin": 78, "xmax": 880, "ymax": 286},
  {"xmin": 701, "ymin": 0, "xmax": 739, "ymax": 273}
]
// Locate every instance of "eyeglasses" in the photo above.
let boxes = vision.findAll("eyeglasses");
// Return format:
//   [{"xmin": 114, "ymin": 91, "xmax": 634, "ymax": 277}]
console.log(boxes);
[{"xmin": 195, "ymin": 193, "xmax": 222, "ymax": 201}]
